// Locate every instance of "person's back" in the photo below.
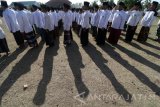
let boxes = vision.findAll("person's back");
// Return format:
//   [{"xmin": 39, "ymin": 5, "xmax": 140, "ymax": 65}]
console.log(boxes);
[{"xmin": 3, "ymin": 8, "xmax": 20, "ymax": 33}]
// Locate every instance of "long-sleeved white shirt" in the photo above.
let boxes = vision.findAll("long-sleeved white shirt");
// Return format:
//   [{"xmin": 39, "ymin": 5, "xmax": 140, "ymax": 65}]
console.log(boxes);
[
  {"xmin": 80, "ymin": 10, "xmax": 92, "ymax": 29},
  {"xmin": 50, "ymin": 11, "xmax": 57, "ymax": 30},
  {"xmin": 111, "ymin": 10, "xmax": 127, "ymax": 30},
  {"xmin": 140, "ymin": 11, "xmax": 156, "ymax": 27},
  {"xmin": 43, "ymin": 12, "xmax": 54, "ymax": 31},
  {"xmin": 16, "ymin": 10, "xmax": 33, "ymax": 33},
  {"xmin": 75, "ymin": 12, "xmax": 79, "ymax": 24},
  {"xmin": 91, "ymin": 12, "xmax": 96, "ymax": 26},
  {"xmin": 127, "ymin": 10, "xmax": 143, "ymax": 26},
  {"xmin": 108, "ymin": 10, "xmax": 116, "ymax": 22},
  {"xmin": 93, "ymin": 10, "xmax": 101, "ymax": 27},
  {"xmin": 62, "ymin": 11, "xmax": 72, "ymax": 31},
  {"xmin": 3, "ymin": 8, "xmax": 20, "ymax": 33},
  {"xmin": 32, "ymin": 10, "xmax": 44, "ymax": 28},
  {"xmin": 77, "ymin": 13, "xmax": 83, "ymax": 25},
  {"xmin": 98, "ymin": 10, "xmax": 111, "ymax": 29},
  {"xmin": 52, "ymin": 11, "xmax": 58, "ymax": 27}
]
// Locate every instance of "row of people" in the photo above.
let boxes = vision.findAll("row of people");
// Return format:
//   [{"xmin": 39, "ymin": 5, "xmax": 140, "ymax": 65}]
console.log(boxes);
[{"xmin": 0, "ymin": 1, "xmax": 159, "ymax": 56}]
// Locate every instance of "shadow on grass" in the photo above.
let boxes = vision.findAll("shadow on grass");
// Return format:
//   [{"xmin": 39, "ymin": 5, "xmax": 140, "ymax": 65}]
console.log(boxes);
[
  {"xmin": 0, "ymin": 41, "xmax": 44, "ymax": 105},
  {"xmin": 65, "ymin": 41, "xmax": 89, "ymax": 98},
  {"xmin": 33, "ymin": 37, "xmax": 60, "ymax": 105},
  {"xmin": 99, "ymin": 43, "xmax": 160, "ymax": 97},
  {"xmin": 0, "ymin": 48, "xmax": 26, "ymax": 74},
  {"xmin": 119, "ymin": 37, "xmax": 160, "ymax": 59},
  {"xmin": 83, "ymin": 43, "xmax": 132, "ymax": 102}
]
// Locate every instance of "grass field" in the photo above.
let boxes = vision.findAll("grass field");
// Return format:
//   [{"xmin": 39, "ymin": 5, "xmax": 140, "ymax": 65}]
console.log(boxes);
[{"xmin": 0, "ymin": 18, "xmax": 160, "ymax": 107}]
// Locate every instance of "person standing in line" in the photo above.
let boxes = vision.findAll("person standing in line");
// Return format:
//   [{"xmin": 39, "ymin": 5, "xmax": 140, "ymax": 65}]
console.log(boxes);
[
  {"xmin": 77, "ymin": 9, "xmax": 83, "ymax": 36},
  {"xmin": 41, "ymin": 4, "xmax": 54, "ymax": 47},
  {"xmin": 137, "ymin": 1, "xmax": 159, "ymax": 42},
  {"xmin": 0, "ymin": 1, "xmax": 25, "ymax": 49},
  {"xmin": 31, "ymin": 5, "xmax": 45, "ymax": 41},
  {"xmin": 96, "ymin": 2, "xmax": 111, "ymax": 45},
  {"xmin": 0, "ymin": 26, "xmax": 10, "ymax": 56},
  {"xmin": 15, "ymin": 3, "xmax": 38, "ymax": 48},
  {"xmin": 107, "ymin": 2, "xmax": 127, "ymax": 45},
  {"xmin": 125, "ymin": 2, "xmax": 142, "ymax": 42},
  {"xmin": 91, "ymin": 5, "xmax": 99, "ymax": 39},
  {"xmin": 62, "ymin": 3, "xmax": 73, "ymax": 45},
  {"xmin": 80, "ymin": 1, "xmax": 92, "ymax": 46}
]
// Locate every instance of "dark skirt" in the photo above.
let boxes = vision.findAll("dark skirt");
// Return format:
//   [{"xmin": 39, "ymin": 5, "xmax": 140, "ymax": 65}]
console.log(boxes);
[
  {"xmin": 96, "ymin": 28, "xmax": 107, "ymax": 45},
  {"xmin": 137, "ymin": 26, "xmax": 150, "ymax": 42},
  {"xmin": 123, "ymin": 21, "xmax": 127, "ymax": 32},
  {"xmin": 125, "ymin": 25, "xmax": 137, "ymax": 42},
  {"xmin": 0, "ymin": 38, "xmax": 9, "ymax": 53},
  {"xmin": 107, "ymin": 22, "xmax": 112, "ymax": 32},
  {"xmin": 77, "ymin": 25, "xmax": 81, "ymax": 36},
  {"xmin": 44, "ymin": 30, "xmax": 54, "ymax": 47},
  {"xmin": 37, "ymin": 28, "xmax": 45, "ymax": 41},
  {"xmin": 12, "ymin": 31, "xmax": 24, "ymax": 46},
  {"xmin": 55, "ymin": 27, "xmax": 59, "ymax": 37},
  {"xmin": 64, "ymin": 30, "xmax": 71, "ymax": 45},
  {"xmin": 25, "ymin": 32, "xmax": 38, "ymax": 47},
  {"xmin": 156, "ymin": 26, "xmax": 160, "ymax": 38},
  {"xmin": 80, "ymin": 28, "xmax": 89, "ymax": 46},
  {"xmin": 108, "ymin": 27, "xmax": 121, "ymax": 45},
  {"xmin": 91, "ymin": 26, "xmax": 98, "ymax": 38}
]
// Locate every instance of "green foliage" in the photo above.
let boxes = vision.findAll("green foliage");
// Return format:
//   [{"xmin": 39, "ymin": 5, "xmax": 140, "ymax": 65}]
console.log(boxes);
[{"xmin": 118, "ymin": 0, "xmax": 142, "ymax": 9}]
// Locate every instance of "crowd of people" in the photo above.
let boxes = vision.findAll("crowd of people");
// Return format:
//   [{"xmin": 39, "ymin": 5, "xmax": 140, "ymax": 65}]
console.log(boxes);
[{"xmin": 0, "ymin": 0, "xmax": 159, "ymax": 57}]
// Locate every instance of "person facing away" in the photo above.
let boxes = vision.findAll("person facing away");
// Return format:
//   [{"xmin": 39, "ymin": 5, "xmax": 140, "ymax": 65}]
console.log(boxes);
[
  {"xmin": 80, "ymin": 1, "xmax": 92, "ymax": 46},
  {"xmin": 0, "ymin": 1, "xmax": 25, "ymax": 49}
]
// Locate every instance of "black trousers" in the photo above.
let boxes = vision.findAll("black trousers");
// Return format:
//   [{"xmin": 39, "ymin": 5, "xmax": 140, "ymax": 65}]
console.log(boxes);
[
  {"xmin": 12, "ymin": 31, "xmax": 24, "ymax": 46},
  {"xmin": 137, "ymin": 26, "xmax": 150, "ymax": 42},
  {"xmin": 80, "ymin": 28, "xmax": 89, "ymax": 46},
  {"xmin": 44, "ymin": 30, "xmax": 54, "ymax": 46},
  {"xmin": 91, "ymin": 26, "xmax": 98, "ymax": 38},
  {"xmin": 96, "ymin": 28, "xmax": 107, "ymax": 45},
  {"xmin": 0, "ymin": 38, "xmax": 9, "ymax": 53},
  {"xmin": 125, "ymin": 25, "xmax": 137, "ymax": 42}
]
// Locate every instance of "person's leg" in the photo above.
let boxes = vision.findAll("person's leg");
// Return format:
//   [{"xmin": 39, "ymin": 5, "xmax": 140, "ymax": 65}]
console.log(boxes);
[{"xmin": 12, "ymin": 31, "xmax": 25, "ymax": 48}]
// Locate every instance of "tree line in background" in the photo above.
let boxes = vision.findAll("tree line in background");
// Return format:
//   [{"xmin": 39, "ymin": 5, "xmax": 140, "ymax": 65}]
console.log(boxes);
[{"xmin": 72, "ymin": 0, "xmax": 160, "ymax": 10}]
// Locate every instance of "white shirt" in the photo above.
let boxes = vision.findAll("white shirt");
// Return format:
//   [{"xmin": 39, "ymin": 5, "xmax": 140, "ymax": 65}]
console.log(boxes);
[
  {"xmin": 127, "ymin": 10, "xmax": 143, "ymax": 26},
  {"xmin": 111, "ymin": 10, "xmax": 127, "ymax": 30},
  {"xmin": 140, "ymin": 11, "xmax": 156, "ymax": 27},
  {"xmin": 80, "ymin": 10, "xmax": 92, "ymax": 29},
  {"xmin": 108, "ymin": 10, "xmax": 116, "ymax": 22},
  {"xmin": 62, "ymin": 11, "xmax": 72, "ymax": 31},
  {"xmin": 24, "ymin": 9, "xmax": 33, "ymax": 25},
  {"xmin": 32, "ymin": 10, "xmax": 44, "ymax": 28},
  {"xmin": 44, "ymin": 12, "xmax": 54, "ymax": 31},
  {"xmin": 53, "ymin": 11, "xmax": 58, "ymax": 27},
  {"xmin": 3, "ymin": 8, "xmax": 20, "ymax": 33},
  {"xmin": 98, "ymin": 10, "xmax": 111, "ymax": 29},
  {"xmin": 0, "ymin": 27, "xmax": 5, "ymax": 39},
  {"xmin": 93, "ymin": 10, "xmax": 101, "ymax": 27},
  {"xmin": 58, "ymin": 10, "xmax": 64, "ymax": 20},
  {"xmin": 72, "ymin": 11, "xmax": 76, "ymax": 22},
  {"xmin": 77, "ymin": 13, "xmax": 83, "ymax": 25},
  {"xmin": 50, "ymin": 11, "xmax": 57, "ymax": 30},
  {"xmin": 16, "ymin": 10, "xmax": 33, "ymax": 33},
  {"xmin": 91, "ymin": 12, "xmax": 96, "ymax": 26},
  {"xmin": 75, "ymin": 12, "xmax": 79, "ymax": 23}
]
